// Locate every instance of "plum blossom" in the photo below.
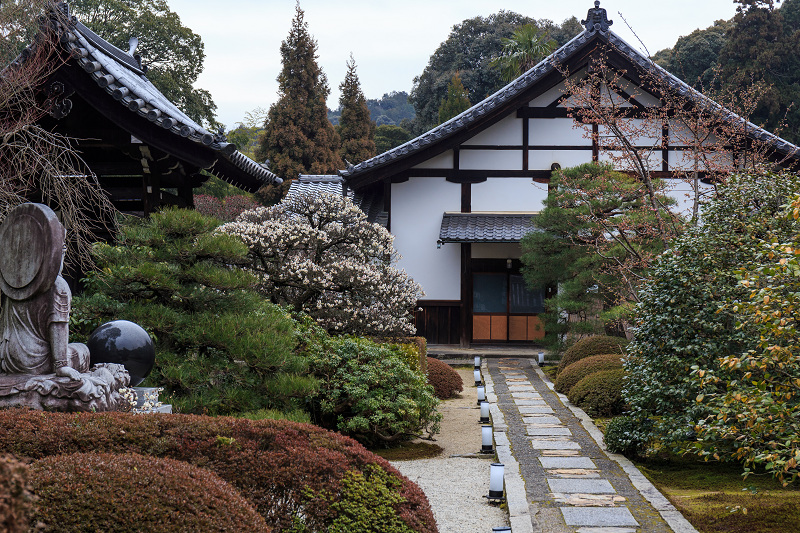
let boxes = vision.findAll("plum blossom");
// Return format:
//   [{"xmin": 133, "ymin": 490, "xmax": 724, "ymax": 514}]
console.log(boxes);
[{"xmin": 219, "ymin": 193, "xmax": 423, "ymax": 336}]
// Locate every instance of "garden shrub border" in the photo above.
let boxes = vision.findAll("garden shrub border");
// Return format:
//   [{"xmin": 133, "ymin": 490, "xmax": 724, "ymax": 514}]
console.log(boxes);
[{"xmin": 0, "ymin": 410, "xmax": 437, "ymax": 533}]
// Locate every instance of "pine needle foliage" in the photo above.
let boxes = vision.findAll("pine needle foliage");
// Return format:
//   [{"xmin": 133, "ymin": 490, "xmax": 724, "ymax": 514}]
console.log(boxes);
[
  {"xmin": 256, "ymin": 3, "xmax": 342, "ymax": 181},
  {"xmin": 338, "ymin": 55, "xmax": 376, "ymax": 164},
  {"xmin": 72, "ymin": 208, "xmax": 316, "ymax": 415},
  {"xmin": 437, "ymin": 72, "xmax": 471, "ymax": 125}
]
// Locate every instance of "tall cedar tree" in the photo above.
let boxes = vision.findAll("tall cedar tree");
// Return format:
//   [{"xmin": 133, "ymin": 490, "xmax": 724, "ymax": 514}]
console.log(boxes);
[
  {"xmin": 256, "ymin": 3, "xmax": 342, "ymax": 182},
  {"xmin": 437, "ymin": 73, "xmax": 471, "ymax": 124},
  {"xmin": 337, "ymin": 55, "xmax": 376, "ymax": 164}
]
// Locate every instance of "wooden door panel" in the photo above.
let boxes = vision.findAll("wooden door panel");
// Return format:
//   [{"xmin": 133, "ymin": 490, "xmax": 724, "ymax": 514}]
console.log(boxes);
[
  {"xmin": 473, "ymin": 315, "xmax": 491, "ymax": 340},
  {"xmin": 490, "ymin": 315, "xmax": 507, "ymax": 340},
  {"xmin": 509, "ymin": 316, "xmax": 528, "ymax": 340}
]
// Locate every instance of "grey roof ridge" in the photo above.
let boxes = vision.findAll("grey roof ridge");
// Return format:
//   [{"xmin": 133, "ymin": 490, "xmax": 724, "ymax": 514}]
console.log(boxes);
[
  {"xmin": 43, "ymin": 3, "xmax": 281, "ymax": 187},
  {"xmin": 338, "ymin": 29, "xmax": 591, "ymax": 179},
  {"xmin": 341, "ymin": 26, "xmax": 800, "ymax": 179}
]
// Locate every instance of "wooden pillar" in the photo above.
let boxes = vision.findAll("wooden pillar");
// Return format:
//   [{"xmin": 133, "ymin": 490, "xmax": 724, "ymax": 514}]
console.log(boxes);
[{"xmin": 460, "ymin": 243, "xmax": 472, "ymax": 347}]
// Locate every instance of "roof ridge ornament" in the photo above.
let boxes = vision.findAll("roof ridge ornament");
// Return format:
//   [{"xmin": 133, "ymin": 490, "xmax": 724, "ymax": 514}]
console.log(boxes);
[{"xmin": 581, "ymin": 1, "xmax": 613, "ymax": 33}]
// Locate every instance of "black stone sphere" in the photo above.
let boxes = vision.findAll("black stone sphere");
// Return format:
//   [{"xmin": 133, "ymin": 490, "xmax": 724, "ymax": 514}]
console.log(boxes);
[{"xmin": 88, "ymin": 320, "xmax": 155, "ymax": 386}]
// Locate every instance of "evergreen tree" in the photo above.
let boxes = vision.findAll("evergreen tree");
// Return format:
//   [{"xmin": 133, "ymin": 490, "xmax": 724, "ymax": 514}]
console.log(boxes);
[
  {"xmin": 491, "ymin": 23, "xmax": 557, "ymax": 83},
  {"xmin": 256, "ymin": 3, "xmax": 342, "ymax": 181},
  {"xmin": 337, "ymin": 55, "xmax": 376, "ymax": 164},
  {"xmin": 717, "ymin": 0, "xmax": 800, "ymax": 142},
  {"xmin": 437, "ymin": 73, "xmax": 471, "ymax": 124}
]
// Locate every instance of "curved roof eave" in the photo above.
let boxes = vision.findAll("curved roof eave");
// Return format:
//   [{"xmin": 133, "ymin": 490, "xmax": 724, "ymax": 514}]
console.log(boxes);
[
  {"xmin": 28, "ymin": 3, "xmax": 281, "ymax": 191},
  {"xmin": 341, "ymin": 26, "xmax": 800, "ymax": 186}
]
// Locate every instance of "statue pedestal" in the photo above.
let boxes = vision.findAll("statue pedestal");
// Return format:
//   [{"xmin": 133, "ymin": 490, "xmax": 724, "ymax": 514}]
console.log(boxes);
[
  {"xmin": 132, "ymin": 386, "xmax": 172, "ymax": 414},
  {"xmin": 0, "ymin": 363, "xmax": 130, "ymax": 412}
]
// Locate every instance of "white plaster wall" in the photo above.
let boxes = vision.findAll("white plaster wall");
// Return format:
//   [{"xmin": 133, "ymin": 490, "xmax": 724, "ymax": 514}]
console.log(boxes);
[
  {"xmin": 530, "ymin": 118, "xmax": 589, "ymax": 146},
  {"xmin": 472, "ymin": 243, "xmax": 523, "ymax": 259},
  {"xmin": 530, "ymin": 149, "xmax": 593, "ymax": 169},
  {"xmin": 668, "ymin": 150, "xmax": 733, "ymax": 171},
  {"xmin": 391, "ymin": 177, "xmax": 461, "ymax": 300},
  {"xmin": 664, "ymin": 179, "xmax": 716, "ymax": 218},
  {"xmin": 460, "ymin": 150, "xmax": 522, "ymax": 170},
  {"xmin": 599, "ymin": 119, "xmax": 661, "ymax": 145},
  {"xmin": 599, "ymin": 149, "xmax": 662, "ymax": 171},
  {"xmin": 528, "ymin": 79, "xmax": 569, "ymax": 107},
  {"xmin": 412, "ymin": 150, "xmax": 453, "ymax": 169},
  {"xmin": 471, "ymin": 178, "xmax": 548, "ymax": 212},
  {"xmin": 462, "ymin": 115, "xmax": 522, "ymax": 146}
]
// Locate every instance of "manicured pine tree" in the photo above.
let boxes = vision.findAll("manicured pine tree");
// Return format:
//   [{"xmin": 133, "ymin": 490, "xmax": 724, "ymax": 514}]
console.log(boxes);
[
  {"xmin": 256, "ymin": 2, "xmax": 342, "ymax": 181},
  {"xmin": 437, "ymin": 72, "xmax": 471, "ymax": 124},
  {"xmin": 337, "ymin": 55, "xmax": 376, "ymax": 164}
]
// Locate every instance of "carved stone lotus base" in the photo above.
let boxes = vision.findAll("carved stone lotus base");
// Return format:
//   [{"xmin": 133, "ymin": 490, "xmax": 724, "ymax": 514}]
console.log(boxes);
[{"xmin": 0, "ymin": 363, "xmax": 130, "ymax": 412}]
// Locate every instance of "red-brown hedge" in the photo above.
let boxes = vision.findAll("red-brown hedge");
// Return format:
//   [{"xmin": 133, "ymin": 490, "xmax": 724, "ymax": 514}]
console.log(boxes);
[
  {"xmin": 426, "ymin": 357, "xmax": 463, "ymax": 399},
  {"xmin": 30, "ymin": 452, "xmax": 269, "ymax": 532},
  {"xmin": 0, "ymin": 410, "xmax": 437, "ymax": 533},
  {"xmin": 0, "ymin": 454, "xmax": 36, "ymax": 533}
]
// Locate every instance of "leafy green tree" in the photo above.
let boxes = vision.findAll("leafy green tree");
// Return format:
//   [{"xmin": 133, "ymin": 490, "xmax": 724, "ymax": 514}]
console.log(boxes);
[
  {"xmin": 374, "ymin": 124, "xmax": 412, "ymax": 154},
  {"xmin": 410, "ymin": 13, "xmax": 581, "ymax": 132},
  {"xmin": 70, "ymin": 0, "xmax": 219, "ymax": 129},
  {"xmin": 409, "ymin": 11, "xmax": 530, "ymax": 133},
  {"xmin": 72, "ymin": 208, "xmax": 316, "ymax": 415},
  {"xmin": 717, "ymin": 0, "xmax": 800, "ymax": 143},
  {"xmin": 337, "ymin": 55, "xmax": 376, "ymax": 164},
  {"xmin": 690, "ymin": 188, "xmax": 800, "ymax": 483},
  {"xmin": 437, "ymin": 72, "xmax": 471, "ymax": 124},
  {"xmin": 521, "ymin": 163, "xmax": 676, "ymax": 343},
  {"xmin": 622, "ymin": 171, "xmax": 800, "ymax": 454},
  {"xmin": 491, "ymin": 23, "xmax": 557, "ymax": 82},
  {"xmin": 652, "ymin": 19, "xmax": 733, "ymax": 88},
  {"xmin": 255, "ymin": 3, "xmax": 342, "ymax": 182}
]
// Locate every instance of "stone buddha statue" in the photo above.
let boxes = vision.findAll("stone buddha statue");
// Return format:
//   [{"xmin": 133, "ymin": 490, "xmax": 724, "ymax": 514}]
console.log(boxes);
[{"xmin": 0, "ymin": 203, "xmax": 129, "ymax": 411}]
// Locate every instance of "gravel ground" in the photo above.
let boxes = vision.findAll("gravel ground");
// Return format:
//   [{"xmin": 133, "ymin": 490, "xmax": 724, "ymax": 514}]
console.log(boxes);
[{"xmin": 391, "ymin": 367, "xmax": 509, "ymax": 533}]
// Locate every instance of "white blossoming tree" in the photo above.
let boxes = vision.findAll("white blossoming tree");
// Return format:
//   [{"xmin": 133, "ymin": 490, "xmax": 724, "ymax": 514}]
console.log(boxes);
[{"xmin": 219, "ymin": 192, "xmax": 423, "ymax": 336}]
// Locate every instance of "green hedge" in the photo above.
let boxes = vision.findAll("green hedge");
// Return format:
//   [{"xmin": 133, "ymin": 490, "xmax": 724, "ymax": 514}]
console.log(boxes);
[
  {"xmin": 555, "ymin": 353, "xmax": 623, "ymax": 395},
  {"xmin": 557, "ymin": 335, "xmax": 628, "ymax": 375},
  {"xmin": 568, "ymin": 368, "xmax": 626, "ymax": 417}
]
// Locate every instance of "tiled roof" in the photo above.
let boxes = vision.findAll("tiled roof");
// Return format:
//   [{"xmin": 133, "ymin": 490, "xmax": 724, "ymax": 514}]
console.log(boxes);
[
  {"xmin": 340, "ymin": 20, "xmax": 799, "ymax": 182},
  {"xmin": 438, "ymin": 213, "xmax": 540, "ymax": 244},
  {"xmin": 287, "ymin": 175, "xmax": 388, "ymax": 227},
  {"xmin": 15, "ymin": 3, "xmax": 280, "ymax": 192}
]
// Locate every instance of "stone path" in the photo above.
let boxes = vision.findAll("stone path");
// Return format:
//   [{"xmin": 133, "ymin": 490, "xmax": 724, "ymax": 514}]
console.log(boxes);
[{"xmin": 480, "ymin": 357, "xmax": 698, "ymax": 533}]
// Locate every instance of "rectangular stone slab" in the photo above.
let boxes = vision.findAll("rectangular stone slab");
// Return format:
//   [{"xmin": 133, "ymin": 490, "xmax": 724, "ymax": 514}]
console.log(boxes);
[
  {"xmin": 527, "ymin": 427, "xmax": 572, "ymax": 436},
  {"xmin": 530, "ymin": 439, "xmax": 582, "ymax": 450},
  {"xmin": 523, "ymin": 416, "xmax": 561, "ymax": 425},
  {"xmin": 560, "ymin": 507, "xmax": 639, "ymax": 527},
  {"xmin": 548, "ymin": 479, "xmax": 616, "ymax": 494},
  {"xmin": 514, "ymin": 399, "xmax": 547, "ymax": 406},
  {"xmin": 539, "ymin": 457, "xmax": 596, "ymax": 469},
  {"xmin": 518, "ymin": 406, "xmax": 553, "ymax": 413}
]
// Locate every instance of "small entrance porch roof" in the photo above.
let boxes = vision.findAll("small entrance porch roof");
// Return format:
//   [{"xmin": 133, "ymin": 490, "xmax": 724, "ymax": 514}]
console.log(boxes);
[{"xmin": 438, "ymin": 212, "xmax": 540, "ymax": 244}]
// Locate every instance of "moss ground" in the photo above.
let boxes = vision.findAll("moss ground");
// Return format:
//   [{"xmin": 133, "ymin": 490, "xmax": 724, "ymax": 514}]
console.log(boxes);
[{"xmin": 635, "ymin": 457, "xmax": 800, "ymax": 533}]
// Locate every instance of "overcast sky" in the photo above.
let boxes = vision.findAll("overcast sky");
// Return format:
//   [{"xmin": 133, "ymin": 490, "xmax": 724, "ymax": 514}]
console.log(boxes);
[{"xmin": 165, "ymin": 0, "xmax": 740, "ymax": 129}]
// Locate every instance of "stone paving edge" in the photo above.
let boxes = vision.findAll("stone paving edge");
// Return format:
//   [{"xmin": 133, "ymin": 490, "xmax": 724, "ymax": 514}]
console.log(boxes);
[
  {"xmin": 529, "ymin": 361, "xmax": 699, "ymax": 533},
  {"xmin": 483, "ymin": 362, "xmax": 535, "ymax": 533}
]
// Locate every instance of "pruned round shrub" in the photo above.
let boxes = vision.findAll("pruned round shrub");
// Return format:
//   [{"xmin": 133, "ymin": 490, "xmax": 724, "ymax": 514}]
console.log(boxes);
[
  {"xmin": 0, "ymin": 454, "xmax": 36, "ymax": 533},
  {"xmin": 568, "ymin": 368, "xmax": 626, "ymax": 417},
  {"xmin": 554, "ymin": 354, "xmax": 623, "ymax": 395},
  {"xmin": 604, "ymin": 415, "xmax": 649, "ymax": 458},
  {"xmin": 0, "ymin": 410, "xmax": 436, "ymax": 533},
  {"xmin": 307, "ymin": 337, "xmax": 441, "ymax": 446},
  {"xmin": 557, "ymin": 335, "xmax": 628, "ymax": 375},
  {"xmin": 30, "ymin": 452, "xmax": 269, "ymax": 532},
  {"xmin": 426, "ymin": 357, "xmax": 463, "ymax": 399}
]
